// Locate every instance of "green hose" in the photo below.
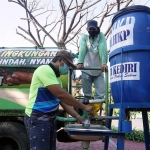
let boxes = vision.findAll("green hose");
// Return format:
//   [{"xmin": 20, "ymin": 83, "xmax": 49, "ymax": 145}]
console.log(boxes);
[{"xmin": 56, "ymin": 109, "xmax": 87, "ymax": 122}]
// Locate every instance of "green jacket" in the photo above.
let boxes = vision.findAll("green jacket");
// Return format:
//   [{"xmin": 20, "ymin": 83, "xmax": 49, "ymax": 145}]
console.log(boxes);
[{"xmin": 78, "ymin": 32, "xmax": 108, "ymax": 65}]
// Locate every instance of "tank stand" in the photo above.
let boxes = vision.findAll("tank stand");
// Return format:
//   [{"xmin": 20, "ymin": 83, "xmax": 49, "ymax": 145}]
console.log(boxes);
[
  {"xmin": 81, "ymin": 141, "xmax": 90, "ymax": 150},
  {"xmin": 104, "ymin": 102, "xmax": 150, "ymax": 150}
]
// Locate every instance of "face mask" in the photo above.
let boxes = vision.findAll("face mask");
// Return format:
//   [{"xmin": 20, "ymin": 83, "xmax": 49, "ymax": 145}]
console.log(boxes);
[
  {"xmin": 88, "ymin": 31, "xmax": 97, "ymax": 38},
  {"xmin": 59, "ymin": 63, "xmax": 69, "ymax": 75},
  {"xmin": 96, "ymin": 27, "xmax": 100, "ymax": 34}
]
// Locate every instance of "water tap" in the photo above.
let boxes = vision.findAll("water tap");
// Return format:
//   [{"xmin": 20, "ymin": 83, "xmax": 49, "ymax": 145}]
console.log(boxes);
[{"xmin": 82, "ymin": 115, "xmax": 94, "ymax": 129}]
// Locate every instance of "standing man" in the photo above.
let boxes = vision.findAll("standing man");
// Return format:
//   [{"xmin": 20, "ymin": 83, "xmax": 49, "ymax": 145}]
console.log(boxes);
[
  {"xmin": 24, "ymin": 50, "xmax": 93, "ymax": 150},
  {"xmin": 77, "ymin": 20, "xmax": 108, "ymax": 116}
]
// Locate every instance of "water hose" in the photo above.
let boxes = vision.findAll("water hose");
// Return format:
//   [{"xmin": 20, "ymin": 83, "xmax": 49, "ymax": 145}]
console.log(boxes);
[{"xmin": 56, "ymin": 109, "xmax": 87, "ymax": 122}]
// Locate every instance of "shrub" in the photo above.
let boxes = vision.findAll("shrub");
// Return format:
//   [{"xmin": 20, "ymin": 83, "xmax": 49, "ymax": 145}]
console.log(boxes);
[{"xmin": 111, "ymin": 126, "xmax": 144, "ymax": 142}]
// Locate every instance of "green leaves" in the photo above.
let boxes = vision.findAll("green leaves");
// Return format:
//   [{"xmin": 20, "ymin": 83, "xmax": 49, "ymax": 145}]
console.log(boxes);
[
  {"xmin": 112, "ymin": 126, "xmax": 144, "ymax": 142},
  {"xmin": 125, "ymin": 129, "xmax": 144, "ymax": 142}
]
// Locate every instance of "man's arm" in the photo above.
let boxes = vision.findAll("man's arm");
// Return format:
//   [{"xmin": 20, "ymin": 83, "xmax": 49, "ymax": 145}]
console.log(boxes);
[
  {"xmin": 46, "ymin": 84, "xmax": 93, "ymax": 114},
  {"xmin": 98, "ymin": 32, "xmax": 108, "ymax": 65},
  {"xmin": 77, "ymin": 34, "xmax": 87, "ymax": 64},
  {"xmin": 60, "ymin": 101, "xmax": 85, "ymax": 123},
  {"xmin": 47, "ymin": 84, "xmax": 85, "ymax": 109}
]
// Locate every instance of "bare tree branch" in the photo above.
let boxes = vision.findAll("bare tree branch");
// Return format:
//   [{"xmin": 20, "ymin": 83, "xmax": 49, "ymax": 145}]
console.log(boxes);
[
  {"xmin": 8, "ymin": 0, "xmax": 149, "ymax": 49},
  {"xmin": 117, "ymin": 0, "xmax": 120, "ymax": 10},
  {"xmin": 16, "ymin": 29, "xmax": 38, "ymax": 46}
]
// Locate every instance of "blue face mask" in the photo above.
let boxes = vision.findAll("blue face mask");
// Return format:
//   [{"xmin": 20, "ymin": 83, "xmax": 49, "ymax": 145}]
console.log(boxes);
[{"xmin": 59, "ymin": 63, "xmax": 69, "ymax": 75}]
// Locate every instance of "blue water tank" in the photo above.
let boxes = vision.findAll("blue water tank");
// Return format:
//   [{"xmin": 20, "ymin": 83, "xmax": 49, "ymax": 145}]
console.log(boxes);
[{"xmin": 109, "ymin": 5, "xmax": 150, "ymax": 103}]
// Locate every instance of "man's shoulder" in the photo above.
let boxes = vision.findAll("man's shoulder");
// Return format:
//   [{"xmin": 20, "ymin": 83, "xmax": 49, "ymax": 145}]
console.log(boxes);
[
  {"xmin": 81, "ymin": 34, "xmax": 89, "ymax": 39},
  {"xmin": 35, "ymin": 65, "xmax": 53, "ymax": 74},
  {"xmin": 99, "ymin": 32, "xmax": 105, "ymax": 37},
  {"xmin": 37, "ymin": 65, "xmax": 51, "ymax": 70}
]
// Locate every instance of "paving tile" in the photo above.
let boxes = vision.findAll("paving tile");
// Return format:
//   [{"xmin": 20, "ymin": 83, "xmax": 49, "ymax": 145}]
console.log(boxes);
[{"xmin": 56, "ymin": 138, "xmax": 145, "ymax": 150}]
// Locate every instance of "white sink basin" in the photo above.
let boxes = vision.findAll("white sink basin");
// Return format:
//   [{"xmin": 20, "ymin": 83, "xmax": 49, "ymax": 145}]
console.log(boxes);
[{"xmin": 64, "ymin": 124, "xmax": 112, "ymax": 141}]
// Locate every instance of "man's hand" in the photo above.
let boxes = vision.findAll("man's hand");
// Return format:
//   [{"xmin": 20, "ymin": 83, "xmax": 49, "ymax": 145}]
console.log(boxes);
[
  {"xmin": 76, "ymin": 63, "xmax": 84, "ymax": 69},
  {"xmin": 84, "ymin": 105, "xmax": 94, "ymax": 116},
  {"xmin": 101, "ymin": 64, "xmax": 108, "ymax": 72},
  {"xmin": 60, "ymin": 102, "xmax": 87, "ymax": 124},
  {"xmin": 77, "ymin": 116, "xmax": 86, "ymax": 124}
]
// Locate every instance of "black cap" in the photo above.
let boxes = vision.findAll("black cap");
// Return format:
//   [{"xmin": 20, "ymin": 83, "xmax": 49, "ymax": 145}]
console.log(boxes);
[
  {"xmin": 87, "ymin": 20, "xmax": 98, "ymax": 29},
  {"xmin": 56, "ymin": 50, "xmax": 76, "ymax": 69}
]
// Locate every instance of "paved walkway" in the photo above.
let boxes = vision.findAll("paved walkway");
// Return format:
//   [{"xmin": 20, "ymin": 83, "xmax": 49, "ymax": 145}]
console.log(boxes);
[{"xmin": 56, "ymin": 138, "xmax": 145, "ymax": 150}]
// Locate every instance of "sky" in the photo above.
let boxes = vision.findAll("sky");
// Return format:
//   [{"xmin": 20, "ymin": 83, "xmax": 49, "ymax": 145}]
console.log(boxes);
[
  {"xmin": 0, "ymin": 1, "xmax": 33, "ymax": 47},
  {"xmin": 0, "ymin": 0, "xmax": 150, "ymax": 49}
]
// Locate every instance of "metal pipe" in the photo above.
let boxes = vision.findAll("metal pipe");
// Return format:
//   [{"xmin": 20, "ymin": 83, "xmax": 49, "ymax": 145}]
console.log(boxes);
[
  {"xmin": 73, "ymin": 67, "xmax": 102, "ymax": 70},
  {"xmin": 89, "ymin": 99, "xmax": 105, "ymax": 103},
  {"xmin": 109, "ymin": 138, "xmax": 117, "ymax": 148},
  {"xmin": 81, "ymin": 141, "xmax": 90, "ymax": 150},
  {"xmin": 105, "ymin": 71, "xmax": 109, "ymax": 115},
  {"xmin": 68, "ymin": 69, "xmax": 72, "ymax": 95}
]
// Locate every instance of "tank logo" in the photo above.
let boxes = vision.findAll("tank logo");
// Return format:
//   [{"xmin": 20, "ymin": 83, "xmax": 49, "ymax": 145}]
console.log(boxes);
[
  {"xmin": 110, "ymin": 62, "xmax": 140, "ymax": 83},
  {"xmin": 110, "ymin": 16, "xmax": 135, "ymax": 52}
]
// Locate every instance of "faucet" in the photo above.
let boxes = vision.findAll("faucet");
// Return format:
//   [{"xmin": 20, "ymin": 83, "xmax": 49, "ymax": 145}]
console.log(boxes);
[{"xmin": 82, "ymin": 115, "xmax": 94, "ymax": 129}]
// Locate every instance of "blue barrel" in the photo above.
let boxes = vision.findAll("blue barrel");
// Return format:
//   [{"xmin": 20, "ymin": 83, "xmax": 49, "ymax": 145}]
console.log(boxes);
[{"xmin": 109, "ymin": 5, "xmax": 150, "ymax": 103}]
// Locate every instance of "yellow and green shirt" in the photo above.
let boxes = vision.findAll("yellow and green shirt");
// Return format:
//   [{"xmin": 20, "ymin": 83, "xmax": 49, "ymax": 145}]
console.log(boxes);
[{"xmin": 25, "ymin": 64, "xmax": 62, "ymax": 117}]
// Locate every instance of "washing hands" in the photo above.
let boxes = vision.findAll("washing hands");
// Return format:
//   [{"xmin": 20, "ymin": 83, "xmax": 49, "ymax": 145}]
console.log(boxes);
[{"xmin": 82, "ymin": 115, "xmax": 94, "ymax": 129}]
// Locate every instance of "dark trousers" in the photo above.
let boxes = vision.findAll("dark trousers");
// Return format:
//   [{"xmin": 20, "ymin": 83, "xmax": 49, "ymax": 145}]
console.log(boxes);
[{"xmin": 24, "ymin": 114, "xmax": 57, "ymax": 150}]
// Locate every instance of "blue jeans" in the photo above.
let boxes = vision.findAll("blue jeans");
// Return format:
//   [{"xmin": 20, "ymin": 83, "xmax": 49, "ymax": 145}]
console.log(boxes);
[
  {"xmin": 82, "ymin": 72, "xmax": 105, "ymax": 99},
  {"xmin": 24, "ymin": 114, "xmax": 57, "ymax": 150}
]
